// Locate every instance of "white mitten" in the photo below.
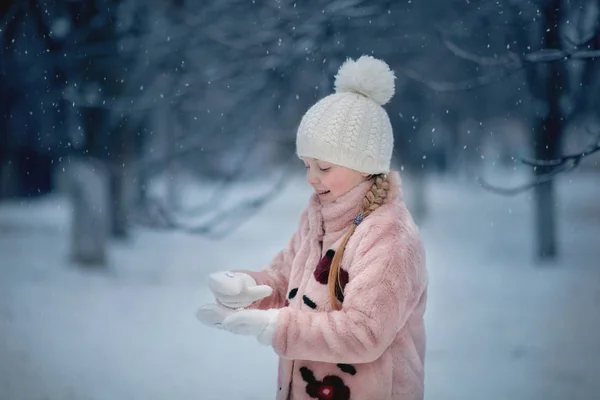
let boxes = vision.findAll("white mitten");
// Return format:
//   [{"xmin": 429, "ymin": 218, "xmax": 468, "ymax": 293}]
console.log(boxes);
[
  {"xmin": 208, "ymin": 271, "xmax": 273, "ymax": 309},
  {"xmin": 195, "ymin": 303, "xmax": 237, "ymax": 329},
  {"xmin": 221, "ymin": 308, "xmax": 281, "ymax": 346}
]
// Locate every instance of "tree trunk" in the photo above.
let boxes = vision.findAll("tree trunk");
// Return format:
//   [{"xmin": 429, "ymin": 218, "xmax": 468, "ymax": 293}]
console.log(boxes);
[
  {"xmin": 533, "ymin": 115, "xmax": 561, "ymax": 260},
  {"xmin": 74, "ymin": 105, "xmax": 110, "ymax": 266},
  {"xmin": 406, "ymin": 168, "xmax": 428, "ymax": 224},
  {"xmin": 66, "ymin": 157, "xmax": 110, "ymax": 267},
  {"xmin": 0, "ymin": 156, "xmax": 14, "ymax": 199},
  {"xmin": 109, "ymin": 165, "xmax": 129, "ymax": 239},
  {"xmin": 164, "ymin": 109, "xmax": 180, "ymax": 211},
  {"xmin": 107, "ymin": 113, "xmax": 139, "ymax": 240},
  {"xmin": 533, "ymin": 0, "xmax": 564, "ymax": 261}
]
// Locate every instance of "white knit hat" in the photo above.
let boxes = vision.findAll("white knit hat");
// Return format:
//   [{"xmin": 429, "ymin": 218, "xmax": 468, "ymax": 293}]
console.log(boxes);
[{"xmin": 296, "ymin": 55, "xmax": 396, "ymax": 174}]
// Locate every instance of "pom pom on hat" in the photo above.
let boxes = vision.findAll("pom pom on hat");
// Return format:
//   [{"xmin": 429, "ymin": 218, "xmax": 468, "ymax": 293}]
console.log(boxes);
[{"xmin": 334, "ymin": 55, "xmax": 396, "ymax": 106}]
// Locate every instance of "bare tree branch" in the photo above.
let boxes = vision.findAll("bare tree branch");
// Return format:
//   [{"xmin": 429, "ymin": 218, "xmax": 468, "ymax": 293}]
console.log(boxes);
[
  {"xmin": 477, "ymin": 130, "xmax": 600, "ymax": 196},
  {"xmin": 399, "ymin": 62, "xmax": 523, "ymax": 92},
  {"xmin": 476, "ymin": 163, "xmax": 577, "ymax": 196},
  {"xmin": 440, "ymin": 31, "xmax": 600, "ymax": 70},
  {"xmin": 525, "ymin": 48, "xmax": 600, "ymax": 61},
  {"xmin": 428, "ymin": 9, "xmax": 600, "ymax": 94},
  {"xmin": 522, "ymin": 129, "xmax": 600, "ymax": 167},
  {"xmin": 134, "ymin": 153, "xmax": 298, "ymax": 239},
  {"xmin": 439, "ymin": 28, "xmax": 521, "ymax": 67},
  {"xmin": 563, "ymin": 3, "xmax": 600, "ymax": 51},
  {"xmin": 407, "ymin": 30, "xmax": 600, "ymax": 93},
  {"xmin": 145, "ymin": 117, "xmax": 265, "ymax": 218}
]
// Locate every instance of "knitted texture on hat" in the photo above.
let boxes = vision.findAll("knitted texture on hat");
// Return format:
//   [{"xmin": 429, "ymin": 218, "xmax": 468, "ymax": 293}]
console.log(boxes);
[{"xmin": 296, "ymin": 56, "xmax": 395, "ymax": 174}]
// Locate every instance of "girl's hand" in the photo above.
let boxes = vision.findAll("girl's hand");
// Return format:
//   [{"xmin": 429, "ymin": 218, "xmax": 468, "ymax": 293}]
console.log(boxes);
[
  {"xmin": 196, "ymin": 303, "xmax": 280, "ymax": 347},
  {"xmin": 208, "ymin": 271, "xmax": 273, "ymax": 309},
  {"xmin": 221, "ymin": 308, "xmax": 280, "ymax": 346},
  {"xmin": 195, "ymin": 303, "xmax": 237, "ymax": 329}
]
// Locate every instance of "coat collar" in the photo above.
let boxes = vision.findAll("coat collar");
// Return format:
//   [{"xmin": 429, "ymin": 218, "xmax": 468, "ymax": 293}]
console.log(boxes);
[{"xmin": 307, "ymin": 171, "xmax": 403, "ymax": 241}]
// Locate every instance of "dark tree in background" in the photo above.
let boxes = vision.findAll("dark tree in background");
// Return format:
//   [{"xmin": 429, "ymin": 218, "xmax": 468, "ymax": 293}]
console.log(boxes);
[
  {"xmin": 2, "ymin": 0, "xmax": 418, "ymax": 264},
  {"xmin": 407, "ymin": 0, "xmax": 600, "ymax": 260},
  {"xmin": 1, "ymin": 0, "xmax": 598, "ymax": 266},
  {"xmin": 499, "ymin": 0, "xmax": 600, "ymax": 259},
  {"xmin": 1, "ymin": 0, "xmax": 152, "ymax": 265}
]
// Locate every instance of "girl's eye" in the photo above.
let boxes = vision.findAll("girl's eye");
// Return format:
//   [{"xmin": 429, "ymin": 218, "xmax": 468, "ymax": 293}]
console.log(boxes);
[{"xmin": 319, "ymin": 167, "xmax": 330, "ymax": 172}]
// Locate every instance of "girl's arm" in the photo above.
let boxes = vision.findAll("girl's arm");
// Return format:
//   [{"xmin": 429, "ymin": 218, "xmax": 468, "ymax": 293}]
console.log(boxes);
[
  {"xmin": 271, "ymin": 221, "xmax": 427, "ymax": 364},
  {"xmin": 234, "ymin": 208, "xmax": 308, "ymax": 310}
]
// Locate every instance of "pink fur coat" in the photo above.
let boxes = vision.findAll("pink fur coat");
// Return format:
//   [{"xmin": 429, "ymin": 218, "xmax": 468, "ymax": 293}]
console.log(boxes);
[{"xmin": 238, "ymin": 171, "xmax": 428, "ymax": 400}]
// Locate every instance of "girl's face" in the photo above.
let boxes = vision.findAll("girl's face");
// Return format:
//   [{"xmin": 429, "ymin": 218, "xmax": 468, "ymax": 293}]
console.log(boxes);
[{"xmin": 302, "ymin": 157, "xmax": 370, "ymax": 204}]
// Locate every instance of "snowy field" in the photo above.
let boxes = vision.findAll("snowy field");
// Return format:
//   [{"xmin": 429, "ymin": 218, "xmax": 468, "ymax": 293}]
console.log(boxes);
[{"xmin": 1, "ymin": 169, "xmax": 599, "ymax": 400}]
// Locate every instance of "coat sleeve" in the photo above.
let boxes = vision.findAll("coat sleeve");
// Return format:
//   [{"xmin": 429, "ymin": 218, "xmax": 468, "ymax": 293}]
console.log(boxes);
[
  {"xmin": 271, "ymin": 220, "xmax": 427, "ymax": 364},
  {"xmin": 234, "ymin": 208, "xmax": 307, "ymax": 310}
]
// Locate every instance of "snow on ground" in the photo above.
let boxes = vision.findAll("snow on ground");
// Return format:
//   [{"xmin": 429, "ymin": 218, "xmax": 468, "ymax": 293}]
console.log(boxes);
[{"xmin": 0, "ymin": 169, "xmax": 599, "ymax": 400}]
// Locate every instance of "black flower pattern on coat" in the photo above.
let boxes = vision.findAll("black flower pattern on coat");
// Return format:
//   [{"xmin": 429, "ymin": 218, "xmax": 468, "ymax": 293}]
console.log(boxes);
[
  {"xmin": 336, "ymin": 364, "xmax": 356, "ymax": 376},
  {"xmin": 313, "ymin": 249, "xmax": 349, "ymax": 302},
  {"xmin": 300, "ymin": 366, "xmax": 351, "ymax": 400}
]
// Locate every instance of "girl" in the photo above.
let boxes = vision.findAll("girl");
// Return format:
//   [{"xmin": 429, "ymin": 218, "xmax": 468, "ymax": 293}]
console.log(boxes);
[{"xmin": 196, "ymin": 55, "xmax": 428, "ymax": 400}]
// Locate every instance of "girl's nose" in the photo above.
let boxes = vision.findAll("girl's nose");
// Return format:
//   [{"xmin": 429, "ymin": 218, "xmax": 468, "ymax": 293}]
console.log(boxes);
[{"xmin": 306, "ymin": 169, "xmax": 319, "ymax": 185}]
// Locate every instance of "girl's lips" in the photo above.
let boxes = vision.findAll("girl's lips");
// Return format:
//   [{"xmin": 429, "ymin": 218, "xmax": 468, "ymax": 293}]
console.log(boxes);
[{"xmin": 317, "ymin": 190, "xmax": 330, "ymax": 195}]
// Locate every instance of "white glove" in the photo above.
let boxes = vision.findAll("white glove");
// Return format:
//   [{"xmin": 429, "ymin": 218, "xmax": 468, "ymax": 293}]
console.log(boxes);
[
  {"xmin": 208, "ymin": 271, "xmax": 273, "ymax": 309},
  {"xmin": 195, "ymin": 303, "xmax": 237, "ymax": 329},
  {"xmin": 221, "ymin": 308, "xmax": 281, "ymax": 346}
]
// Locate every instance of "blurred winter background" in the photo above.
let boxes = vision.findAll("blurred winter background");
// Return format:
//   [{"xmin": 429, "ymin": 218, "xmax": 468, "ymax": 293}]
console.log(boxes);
[{"xmin": 1, "ymin": 0, "xmax": 599, "ymax": 399}]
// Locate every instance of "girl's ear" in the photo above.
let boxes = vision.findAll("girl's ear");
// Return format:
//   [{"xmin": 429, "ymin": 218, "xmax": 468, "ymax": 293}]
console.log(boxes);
[{"xmin": 360, "ymin": 172, "xmax": 372, "ymax": 179}]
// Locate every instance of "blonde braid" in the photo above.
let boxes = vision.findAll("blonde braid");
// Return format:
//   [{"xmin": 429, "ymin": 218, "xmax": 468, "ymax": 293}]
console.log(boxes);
[{"xmin": 328, "ymin": 174, "xmax": 390, "ymax": 310}]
